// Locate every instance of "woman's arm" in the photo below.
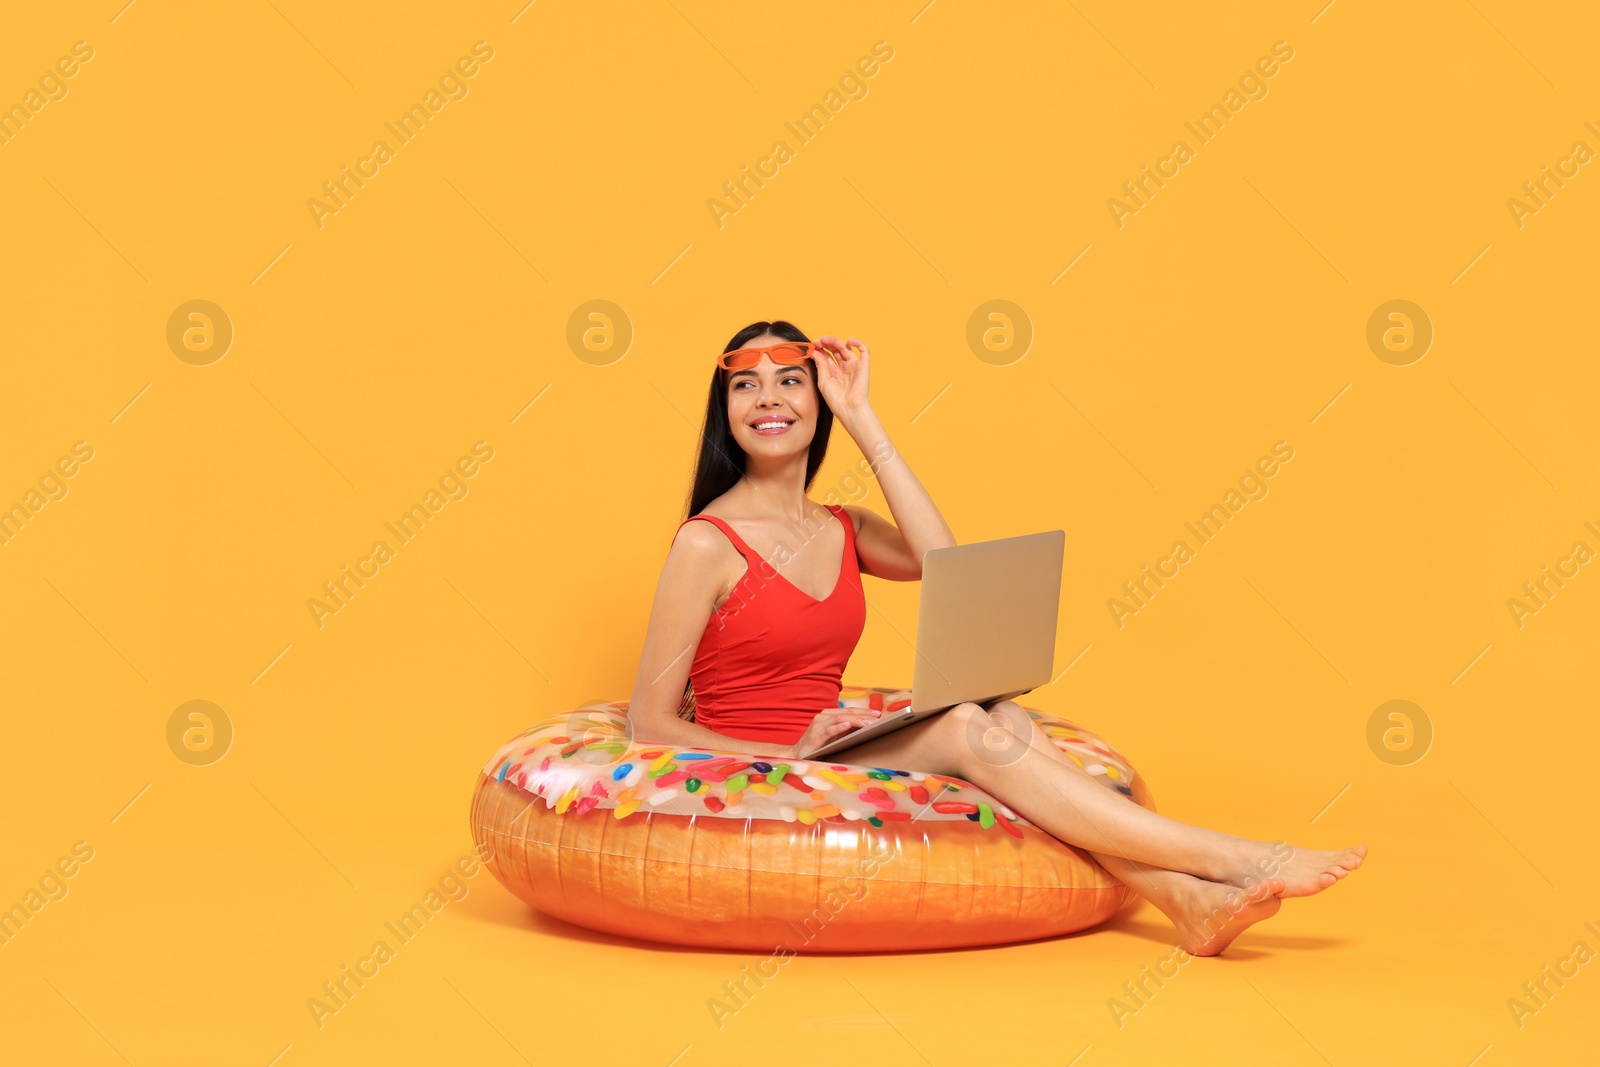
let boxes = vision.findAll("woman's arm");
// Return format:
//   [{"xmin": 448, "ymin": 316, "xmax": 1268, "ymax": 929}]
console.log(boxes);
[
  {"xmin": 840, "ymin": 408, "xmax": 955, "ymax": 580},
  {"xmin": 626, "ymin": 522, "xmax": 796, "ymax": 757},
  {"xmin": 814, "ymin": 335, "xmax": 956, "ymax": 580}
]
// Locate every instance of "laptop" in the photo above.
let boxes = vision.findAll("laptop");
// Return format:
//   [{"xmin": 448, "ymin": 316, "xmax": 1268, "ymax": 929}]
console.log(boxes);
[{"xmin": 800, "ymin": 529, "xmax": 1065, "ymax": 759}]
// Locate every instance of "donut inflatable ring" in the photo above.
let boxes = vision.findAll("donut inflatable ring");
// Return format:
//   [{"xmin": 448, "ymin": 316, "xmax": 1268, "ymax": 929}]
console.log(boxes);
[{"xmin": 470, "ymin": 684, "xmax": 1155, "ymax": 952}]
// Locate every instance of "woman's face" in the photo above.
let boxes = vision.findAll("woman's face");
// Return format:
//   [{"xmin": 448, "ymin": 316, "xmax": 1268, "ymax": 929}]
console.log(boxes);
[{"xmin": 724, "ymin": 334, "xmax": 819, "ymax": 458}]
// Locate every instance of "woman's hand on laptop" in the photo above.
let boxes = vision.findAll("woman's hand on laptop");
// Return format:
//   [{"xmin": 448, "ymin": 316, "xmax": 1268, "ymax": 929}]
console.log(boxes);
[{"xmin": 788, "ymin": 705, "xmax": 883, "ymax": 759}]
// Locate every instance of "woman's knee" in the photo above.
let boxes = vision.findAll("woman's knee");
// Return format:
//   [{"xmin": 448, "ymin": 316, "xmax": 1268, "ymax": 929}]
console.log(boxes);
[
  {"xmin": 939, "ymin": 701, "xmax": 1033, "ymax": 771},
  {"xmin": 941, "ymin": 701, "xmax": 986, "ymax": 732}
]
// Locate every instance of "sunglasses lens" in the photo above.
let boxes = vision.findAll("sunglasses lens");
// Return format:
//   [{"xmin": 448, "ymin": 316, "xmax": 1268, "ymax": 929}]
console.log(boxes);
[{"xmin": 720, "ymin": 343, "xmax": 813, "ymax": 369}]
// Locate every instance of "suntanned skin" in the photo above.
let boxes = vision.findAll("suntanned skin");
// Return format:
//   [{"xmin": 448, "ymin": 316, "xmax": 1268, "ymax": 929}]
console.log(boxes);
[{"xmin": 628, "ymin": 332, "xmax": 1366, "ymax": 955}]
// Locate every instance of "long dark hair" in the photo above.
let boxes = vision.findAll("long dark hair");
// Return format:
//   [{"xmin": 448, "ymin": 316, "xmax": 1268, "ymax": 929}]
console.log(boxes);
[{"xmin": 683, "ymin": 320, "xmax": 835, "ymax": 518}]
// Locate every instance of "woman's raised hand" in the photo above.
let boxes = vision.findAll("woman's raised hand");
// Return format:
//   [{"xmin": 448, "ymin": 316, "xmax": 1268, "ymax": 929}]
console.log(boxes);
[
  {"xmin": 786, "ymin": 703, "xmax": 883, "ymax": 759},
  {"xmin": 812, "ymin": 335, "xmax": 871, "ymax": 420}
]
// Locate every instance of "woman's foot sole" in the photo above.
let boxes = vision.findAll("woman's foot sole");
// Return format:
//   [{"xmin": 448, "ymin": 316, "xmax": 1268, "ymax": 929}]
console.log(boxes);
[{"xmin": 1167, "ymin": 876, "xmax": 1285, "ymax": 956}]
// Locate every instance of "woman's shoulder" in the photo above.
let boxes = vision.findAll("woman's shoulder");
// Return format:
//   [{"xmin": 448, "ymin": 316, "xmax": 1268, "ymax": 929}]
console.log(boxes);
[
  {"xmin": 666, "ymin": 519, "xmax": 745, "ymax": 593},
  {"xmin": 672, "ymin": 514, "xmax": 734, "ymax": 550},
  {"xmin": 686, "ymin": 485, "xmax": 744, "ymax": 523}
]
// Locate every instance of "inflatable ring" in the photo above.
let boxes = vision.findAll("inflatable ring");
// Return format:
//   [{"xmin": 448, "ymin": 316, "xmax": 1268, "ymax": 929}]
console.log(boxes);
[{"xmin": 470, "ymin": 684, "xmax": 1155, "ymax": 952}]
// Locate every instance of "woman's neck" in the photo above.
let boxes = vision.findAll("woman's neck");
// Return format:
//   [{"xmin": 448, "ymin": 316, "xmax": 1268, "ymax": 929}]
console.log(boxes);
[{"xmin": 733, "ymin": 453, "xmax": 817, "ymax": 522}]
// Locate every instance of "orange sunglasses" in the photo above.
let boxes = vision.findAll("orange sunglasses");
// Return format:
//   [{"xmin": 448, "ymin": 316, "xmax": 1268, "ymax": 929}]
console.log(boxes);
[{"xmin": 717, "ymin": 340, "xmax": 844, "ymax": 372}]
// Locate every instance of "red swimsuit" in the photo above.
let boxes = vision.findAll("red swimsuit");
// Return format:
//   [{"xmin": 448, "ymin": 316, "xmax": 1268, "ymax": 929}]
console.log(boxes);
[{"xmin": 674, "ymin": 505, "xmax": 866, "ymax": 746}]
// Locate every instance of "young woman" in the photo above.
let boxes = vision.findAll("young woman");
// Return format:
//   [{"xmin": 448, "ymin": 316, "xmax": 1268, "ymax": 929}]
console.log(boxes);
[{"xmin": 628, "ymin": 320, "xmax": 1366, "ymax": 955}]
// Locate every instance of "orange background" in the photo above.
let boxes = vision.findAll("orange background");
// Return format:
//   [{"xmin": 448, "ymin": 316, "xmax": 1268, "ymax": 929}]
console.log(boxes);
[{"xmin": 1, "ymin": 1, "xmax": 1596, "ymax": 1063}]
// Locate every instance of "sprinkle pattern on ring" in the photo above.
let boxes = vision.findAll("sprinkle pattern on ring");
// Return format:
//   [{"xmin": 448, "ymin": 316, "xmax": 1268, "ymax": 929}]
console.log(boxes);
[{"xmin": 483, "ymin": 686, "xmax": 1139, "ymax": 831}]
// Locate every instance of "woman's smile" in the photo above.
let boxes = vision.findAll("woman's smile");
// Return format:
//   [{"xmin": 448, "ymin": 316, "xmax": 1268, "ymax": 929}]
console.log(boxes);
[{"xmin": 750, "ymin": 416, "xmax": 795, "ymax": 436}]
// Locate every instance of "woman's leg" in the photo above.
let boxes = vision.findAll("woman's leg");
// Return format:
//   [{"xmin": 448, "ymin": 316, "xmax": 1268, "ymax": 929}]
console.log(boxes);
[
  {"xmin": 959, "ymin": 700, "xmax": 1297, "ymax": 954},
  {"xmin": 835, "ymin": 701, "xmax": 1365, "ymax": 897},
  {"xmin": 965, "ymin": 700, "xmax": 1294, "ymax": 953}
]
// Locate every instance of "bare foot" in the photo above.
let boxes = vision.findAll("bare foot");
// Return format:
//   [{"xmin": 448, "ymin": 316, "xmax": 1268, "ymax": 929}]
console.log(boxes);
[
  {"xmin": 1152, "ymin": 874, "xmax": 1286, "ymax": 956},
  {"xmin": 1227, "ymin": 841, "xmax": 1367, "ymax": 898}
]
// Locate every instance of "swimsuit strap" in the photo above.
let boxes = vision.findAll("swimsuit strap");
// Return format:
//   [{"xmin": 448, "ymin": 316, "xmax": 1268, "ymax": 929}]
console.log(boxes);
[
  {"xmin": 677, "ymin": 514, "xmax": 762, "ymax": 562},
  {"xmin": 829, "ymin": 504, "xmax": 854, "ymax": 547}
]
